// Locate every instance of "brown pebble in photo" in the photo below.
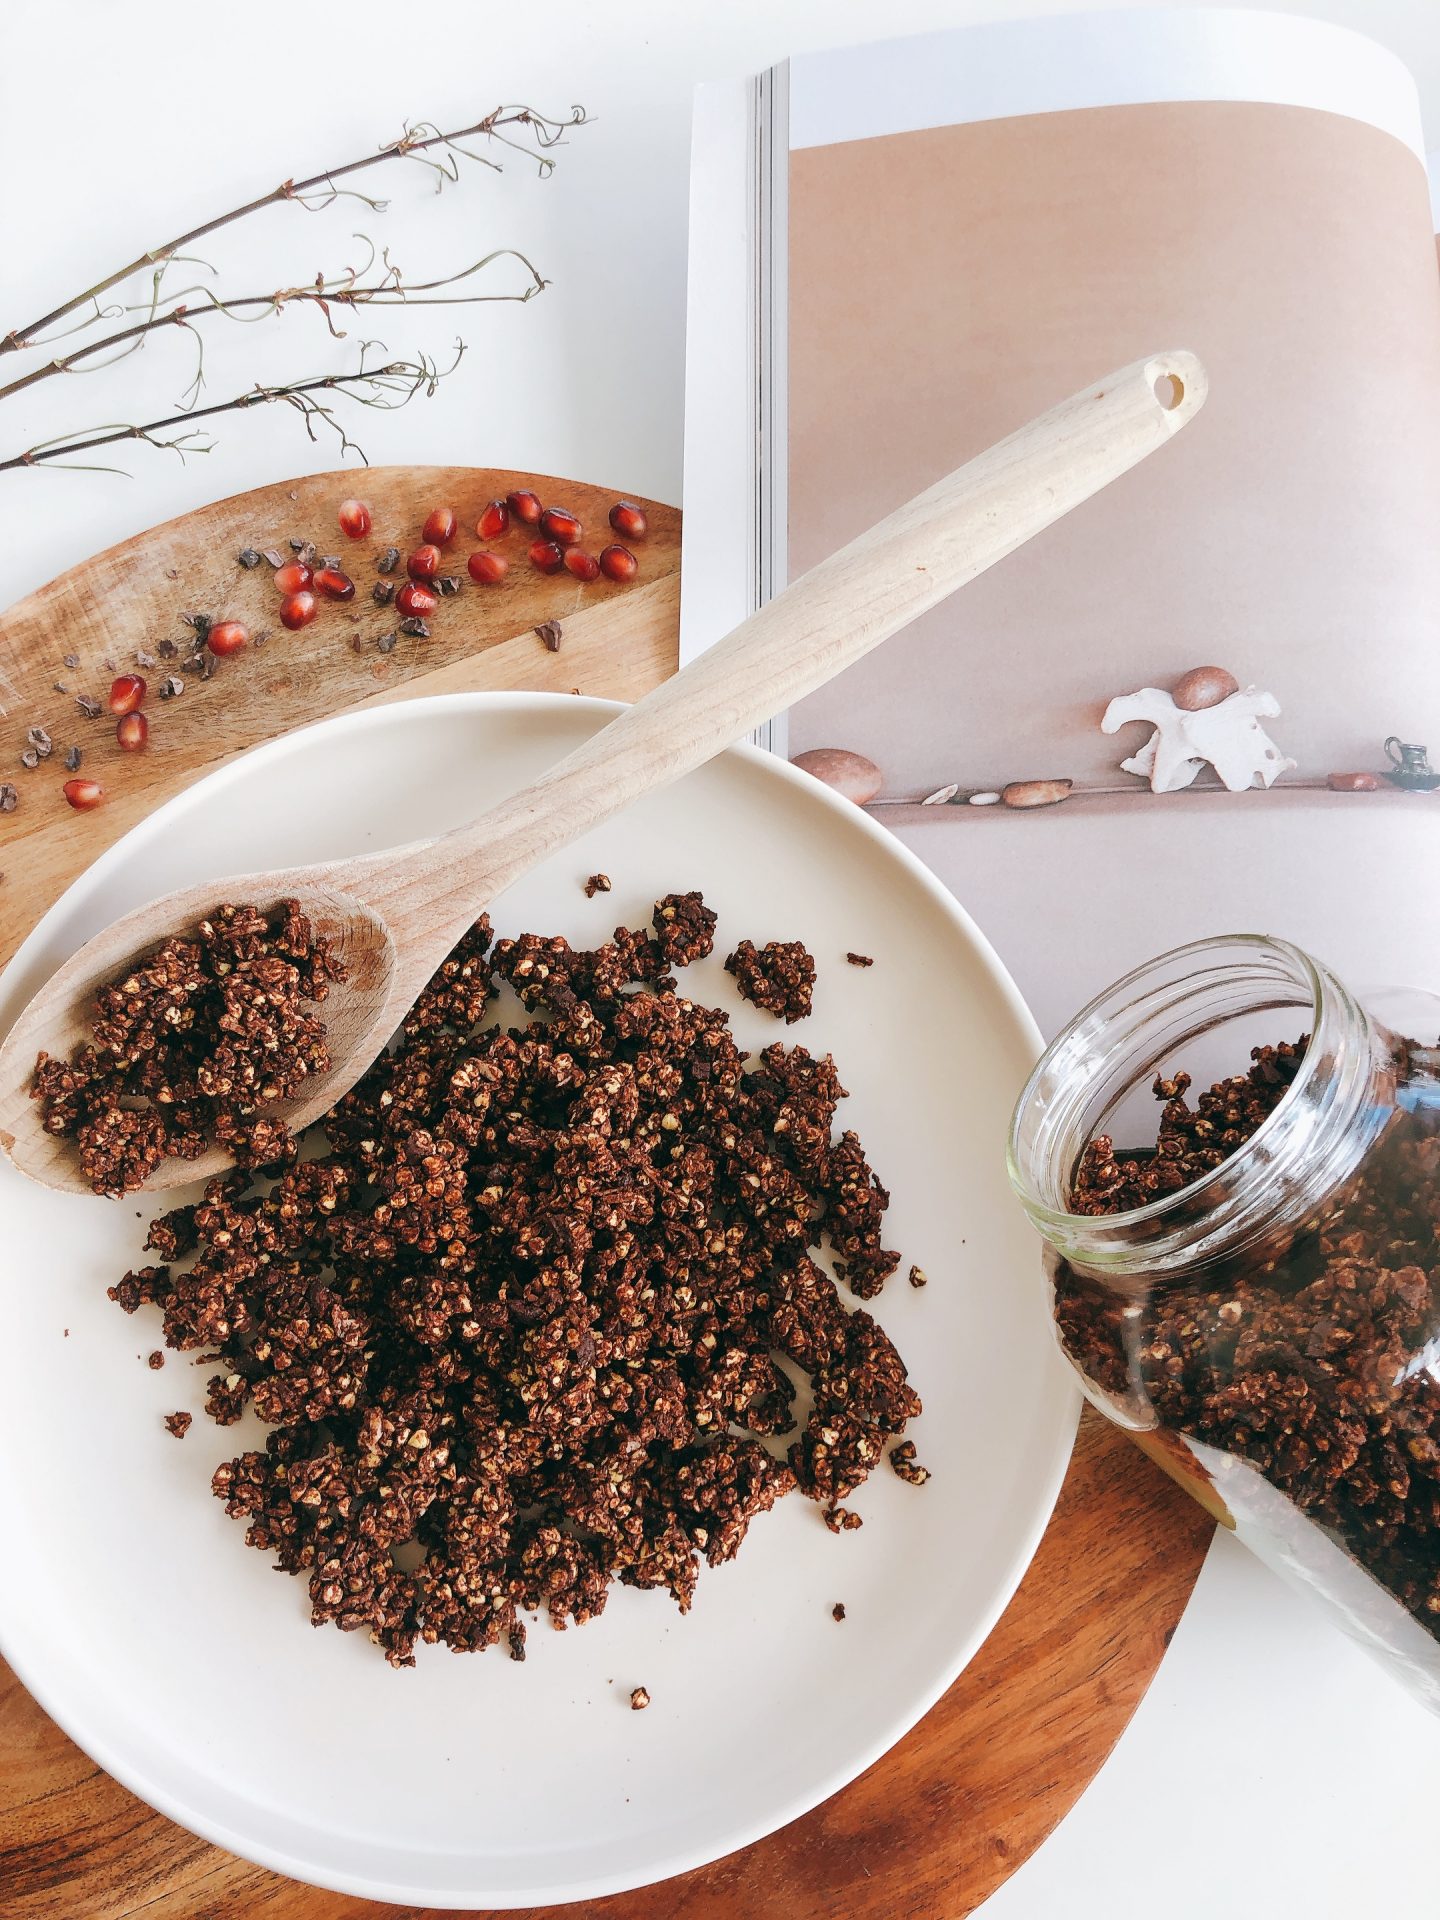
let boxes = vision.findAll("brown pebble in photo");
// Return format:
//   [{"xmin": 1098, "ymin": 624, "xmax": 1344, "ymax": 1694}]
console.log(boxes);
[
  {"xmin": 845, "ymin": 952, "xmax": 874, "ymax": 968},
  {"xmin": 147, "ymin": 1350, "xmax": 165, "ymax": 1370},
  {"xmin": 629, "ymin": 1686, "xmax": 651, "ymax": 1711},
  {"xmin": 725, "ymin": 938, "xmax": 817, "ymax": 1023},
  {"xmin": 789, "ymin": 748, "xmax": 882, "ymax": 806},
  {"xmin": 164, "ymin": 1411, "xmax": 192, "ymax": 1438},
  {"xmin": 583, "ymin": 873, "xmax": 612, "ymax": 898},
  {"xmin": 1171, "ymin": 664, "xmax": 1240, "ymax": 711},
  {"xmin": 1326, "ymin": 771, "xmax": 1381, "ymax": 792},
  {"xmin": 1001, "ymin": 779, "xmax": 1073, "ymax": 810}
]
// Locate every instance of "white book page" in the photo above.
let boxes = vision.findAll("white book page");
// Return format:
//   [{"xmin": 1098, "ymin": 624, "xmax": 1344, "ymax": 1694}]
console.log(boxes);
[
  {"xmin": 679, "ymin": 81, "xmax": 755, "ymax": 673},
  {"xmin": 788, "ymin": 6, "xmax": 1424, "ymax": 155}
]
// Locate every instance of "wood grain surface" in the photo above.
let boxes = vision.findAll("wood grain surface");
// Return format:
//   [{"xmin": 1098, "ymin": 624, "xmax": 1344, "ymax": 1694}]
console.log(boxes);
[
  {"xmin": 0, "ymin": 467, "xmax": 680, "ymax": 967},
  {"xmin": 0, "ymin": 468, "xmax": 1214, "ymax": 1916}
]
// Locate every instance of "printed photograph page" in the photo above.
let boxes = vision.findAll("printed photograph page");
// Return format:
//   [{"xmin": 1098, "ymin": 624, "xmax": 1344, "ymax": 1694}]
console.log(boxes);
[{"xmin": 776, "ymin": 8, "xmax": 1440, "ymax": 1035}]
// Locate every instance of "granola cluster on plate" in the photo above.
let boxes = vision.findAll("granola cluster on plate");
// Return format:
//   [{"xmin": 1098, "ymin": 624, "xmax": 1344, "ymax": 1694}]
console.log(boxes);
[
  {"xmin": 724, "ymin": 938, "xmax": 817, "ymax": 1024},
  {"xmin": 113, "ymin": 892, "xmax": 924, "ymax": 1665}
]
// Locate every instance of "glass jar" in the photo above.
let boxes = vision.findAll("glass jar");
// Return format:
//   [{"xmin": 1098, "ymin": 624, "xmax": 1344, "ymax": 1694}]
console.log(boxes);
[{"xmin": 1007, "ymin": 935, "xmax": 1440, "ymax": 1711}]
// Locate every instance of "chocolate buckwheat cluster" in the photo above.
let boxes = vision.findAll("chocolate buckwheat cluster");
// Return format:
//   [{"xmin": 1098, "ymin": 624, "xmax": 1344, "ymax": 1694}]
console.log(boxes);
[
  {"xmin": 724, "ymin": 938, "xmax": 817, "ymax": 1024},
  {"xmin": 1061, "ymin": 1037, "xmax": 1440, "ymax": 1633},
  {"xmin": 112, "ymin": 891, "xmax": 920, "ymax": 1666},
  {"xmin": 33, "ymin": 900, "xmax": 345, "ymax": 1195},
  {"xmin": 652, "ymin": 890, "xmax": 718, "ymax": 968},
  {"xmin": 1069, "ymin": 1039, "xmax": 1306, "ymax": 1216}
]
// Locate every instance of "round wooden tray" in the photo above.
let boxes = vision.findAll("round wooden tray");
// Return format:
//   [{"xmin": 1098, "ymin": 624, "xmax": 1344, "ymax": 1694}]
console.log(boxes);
[{"xmin": 0, "ymin": 469, "xmax": 1213, "ymax": 1918}]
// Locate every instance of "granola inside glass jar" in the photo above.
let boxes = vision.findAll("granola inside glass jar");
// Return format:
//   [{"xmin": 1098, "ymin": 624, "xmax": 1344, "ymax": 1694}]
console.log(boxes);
[{"xmin": 1008, "ymin": 936, "xmax": 1440, "ymax": 1711}]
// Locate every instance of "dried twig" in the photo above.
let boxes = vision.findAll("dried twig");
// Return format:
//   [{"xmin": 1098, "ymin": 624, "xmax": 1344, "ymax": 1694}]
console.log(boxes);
[
  {"xmin": 0, "ymin": 242, "xmax": 545, "ymax": 407},
  {"xmin": 1, "ymin": 106, "xmax": 587, "ymax": 357},
  {"xmin": 0, "ymin": 343, "xmax": 464, "ymax": 474}
]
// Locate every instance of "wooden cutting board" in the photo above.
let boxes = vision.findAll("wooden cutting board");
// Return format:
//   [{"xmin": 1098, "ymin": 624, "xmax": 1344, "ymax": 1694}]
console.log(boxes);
[
  {"xmin": 0, "ymin": 467, "xmax": 1214, "ymax": 1918},
  {"xmin": 0, "ymin": 467, "xmax": 681, "ymax": 961}
]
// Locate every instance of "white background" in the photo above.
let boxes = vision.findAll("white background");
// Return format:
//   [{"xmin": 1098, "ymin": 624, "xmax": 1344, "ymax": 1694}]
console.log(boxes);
[{"xmin": 2, "ymin": 2, "xmax": 1438, "ymax": 1912}]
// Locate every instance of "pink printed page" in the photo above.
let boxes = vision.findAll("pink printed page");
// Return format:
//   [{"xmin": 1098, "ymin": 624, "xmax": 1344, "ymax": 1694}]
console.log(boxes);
[{"xmin": 786, "ymin": 98, "xmax": 1440, "ymax": 797}]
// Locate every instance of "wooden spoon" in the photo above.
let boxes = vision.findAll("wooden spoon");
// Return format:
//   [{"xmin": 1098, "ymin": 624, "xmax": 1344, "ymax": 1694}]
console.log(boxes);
[{"xmin": 0, "ymin": 351, "xmax": 1206, "ymax": 1195}]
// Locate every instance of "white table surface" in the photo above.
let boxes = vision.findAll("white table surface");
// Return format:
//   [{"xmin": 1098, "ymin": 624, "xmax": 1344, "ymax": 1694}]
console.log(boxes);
[{"xmin": 2, "ymin": 2, "xmax": 1437, "ymax": 1911}]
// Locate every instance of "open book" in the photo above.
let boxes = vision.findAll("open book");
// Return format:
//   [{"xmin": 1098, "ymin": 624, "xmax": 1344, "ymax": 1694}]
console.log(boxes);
[{"xmin": 680, "ymin": 7, "xmax": 1440, "ymax": 1037}]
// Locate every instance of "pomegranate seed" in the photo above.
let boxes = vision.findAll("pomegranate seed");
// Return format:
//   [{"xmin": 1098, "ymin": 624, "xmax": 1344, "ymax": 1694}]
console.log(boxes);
[
  {"xmin": 599, "ymin": 544, "xmax": 638, "ymax": 582},
  {"xmin": 609, "ymin": 500, "xmax": 648, "ymax": 541},
  {"xmin": 107, "ymin": 673, "xmax": 146, "ymax": 715},
  {"xmin": 507, "ymin": 488, "xmax": 543, "ymax": 525},
  {"xmin": 279, "ymin": 591, "xmax": 317, "ymax": 630},
  {"xmin": 395, "ymin": 580, "xmax": 438, "ymax": 617},
  {"xmin": 314, "ymin": 566, "xmax": 355, "ymax": 602},
  {"xmin": 116, "ymin": 711, "xmax": 149, "ymax": 752},
  {"xmin": 274, "ymin": 560, "xmax": 313, "ymax": 595},
  {"xmin": 529, "ymin": 540, "xmax": 565, "ymax": 574},
  {"xmin": 63, "ymin": 777, "xmax": 103, "ymax": 810},
  {"xmin": 407, "ymin": 544, "xmax": 442, "ymax": 581},
  {"xmin": 337, "ymin": 499, "xmax": 372, "ymax": 539},
  {"xmin": 539, "ymin": 506, "xmax": 582, "ymax": 547},
  {"xmin": 564, "ymin": 549, "xmax": 601, "ymax": 582},
  {"xmin": 207, "ymin": 620, "xmax": 249, "ymax": 655},
  {"xmin": 468, "ymin": 550, "xmax": 508, "ymax": 585},
  {"xmin": 477, "ymin": 499, "xmax": 510, "ymax": 541},
  {"xmin": 422, "ymin": 506, "xmax": 458, "ymax": 547}
]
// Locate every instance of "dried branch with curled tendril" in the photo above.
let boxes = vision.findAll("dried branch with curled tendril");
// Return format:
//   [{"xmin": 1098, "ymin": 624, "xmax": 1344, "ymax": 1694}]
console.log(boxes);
[
  {"xmin": 0, "ymin": 105, "xmax": 585, "ymax": 472},
  {"xmin": 1, "ymin": 106, "xmax": 586, "ymax": 356},
  {"xmin": 0, "ymin": 240, "xmax": 546, "ymax": 409},
  {"xmin": 0, "ymin": 343, "xmax": 465, "ymax": 475}
]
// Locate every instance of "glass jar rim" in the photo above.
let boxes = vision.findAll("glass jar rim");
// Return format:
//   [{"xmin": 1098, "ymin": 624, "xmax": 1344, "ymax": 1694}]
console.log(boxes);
[{"xmin": 1005, "ymin": 933, "xmax": 1383, "ymax": 1277}]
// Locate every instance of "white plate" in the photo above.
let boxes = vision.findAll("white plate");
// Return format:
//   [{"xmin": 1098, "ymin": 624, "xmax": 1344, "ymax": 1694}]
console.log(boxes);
[{"xmin": 0, "ymin": 694, "xmax": 1077, "ymax": 1908}]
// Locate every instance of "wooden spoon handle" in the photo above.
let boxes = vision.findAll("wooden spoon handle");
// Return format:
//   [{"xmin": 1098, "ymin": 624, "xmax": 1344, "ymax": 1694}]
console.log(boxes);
[{"xmin": 370, "ymin": 351, "xmax": 1205, "ymax": 931}]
